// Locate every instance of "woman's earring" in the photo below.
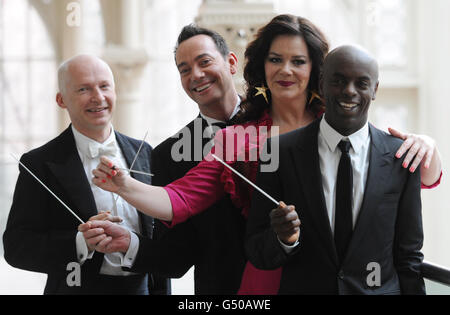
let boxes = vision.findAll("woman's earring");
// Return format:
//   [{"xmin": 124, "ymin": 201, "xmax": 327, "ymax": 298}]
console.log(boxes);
[
  {"xmin": 308, "ymin": 90, "xmax": 322, "ymax": 105},
  {"xmin": 255, "ymin": 86, "xmax": 269, "ymax": 104}
]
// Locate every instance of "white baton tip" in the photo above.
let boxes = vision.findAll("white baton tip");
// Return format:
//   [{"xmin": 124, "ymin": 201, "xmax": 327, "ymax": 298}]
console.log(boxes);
[
  {"xmin": 211, "ymin": 154, "xmax": 279, "ymax": 206},
  {"xmin": 10, "ymin": 153, "xmax": 85, "ymax": 224}
]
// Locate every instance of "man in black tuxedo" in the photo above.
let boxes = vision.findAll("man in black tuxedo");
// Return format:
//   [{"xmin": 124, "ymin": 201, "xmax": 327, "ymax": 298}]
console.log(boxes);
[
  {"xmin": 132, "ymin": 25, "xmax": 245, "ymax": 295},
  {"xmin": 2, "ymin": 55, "xmax": 167, "ymax": 295},
  {"xmin": 245, "ymin": 45, "xmax": 425, "ymax": 295}
]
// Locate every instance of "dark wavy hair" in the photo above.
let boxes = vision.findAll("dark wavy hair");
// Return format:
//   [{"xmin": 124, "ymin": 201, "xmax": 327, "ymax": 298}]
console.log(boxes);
[
  {"xmin": 174, "ymin": 24, "xmax": 230, "ymax": 61},
  {"xmin": 235, "ymin": 14, "xmax": 329, "ymax": 123}
]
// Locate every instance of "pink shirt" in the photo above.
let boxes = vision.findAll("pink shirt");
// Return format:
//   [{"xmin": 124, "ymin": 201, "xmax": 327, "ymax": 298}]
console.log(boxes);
[
  {"xmin": 164, "ymin": 111, "xmax": 281, "ymax": 294},
  {"xmin": 164, "ymin": 111, "xmax": 273, "ymax": 226}
]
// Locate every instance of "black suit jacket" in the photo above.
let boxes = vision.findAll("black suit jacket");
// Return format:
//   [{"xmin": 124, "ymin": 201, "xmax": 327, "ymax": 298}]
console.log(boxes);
[
  {"xmin": 3, "ymin": 126, "xmax": 166, "ymax": 294},
  {"xmin": 128, "ymin": 116, "xmax": 247, "ymax": 295},
  {"xmin": 245, "ymin": 119, "xmax": 425, "ymax": 295}
]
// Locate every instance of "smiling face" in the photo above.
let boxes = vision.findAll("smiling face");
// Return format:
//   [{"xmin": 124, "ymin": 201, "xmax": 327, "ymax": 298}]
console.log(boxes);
[
  {"xmin": 175, "ymin": 35, "xmax": 237, "ymax": 114},
  {"xmin": 56, "ymin": 55, "xmax": 116, "ymax": 140},
  {"xmin": 264, "ymin": 34, "xmax": 312, "ymax": 105},
  {"xmin": 321, "ymin": 46, "xmax": 379, "ymax": 136}
]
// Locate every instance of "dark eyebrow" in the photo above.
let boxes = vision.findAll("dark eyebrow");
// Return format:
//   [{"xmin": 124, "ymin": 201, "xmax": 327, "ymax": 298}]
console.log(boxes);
[
  {"xmin": 194, "ymin": 53, "xmax": 214, "ymax": 61},
  {"xmin": 334, "ymin": 72, "xmax": 370, "ymax": 79},
  {"xmin": 332, "ymin": 73, "xmax": 345, "ymax": 78},
  {"xmin": 177, "ymin": 62, "xmax": 187, "ymax": 69},
  {"xmin": 177, "ymin": 53, "xmax": 214, "ymax": 69},
  {"xmin": 268, "ymin": 52, "xmax": 308, "ymax": 59}
]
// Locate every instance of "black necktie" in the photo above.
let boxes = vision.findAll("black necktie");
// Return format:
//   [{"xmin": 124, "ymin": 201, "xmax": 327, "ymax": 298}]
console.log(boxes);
[{"xmin": 335, "ymin": 140, "xmax": 353, "ymax": 264}]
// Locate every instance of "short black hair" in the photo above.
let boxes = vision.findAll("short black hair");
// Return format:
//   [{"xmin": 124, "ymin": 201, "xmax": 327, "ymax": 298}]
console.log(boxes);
[{"xmin": 174, "ymin": 24, "xmax": 230, "ymax": 61}]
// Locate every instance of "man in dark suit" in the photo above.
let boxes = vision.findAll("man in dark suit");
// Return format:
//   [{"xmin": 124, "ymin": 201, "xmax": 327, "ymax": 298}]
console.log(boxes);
[
  {"xmin": 245, "ymin": 45, "xmax": 425, "ymax": 295},
  {"xmin": 131, "ymin": 24, "xmax": 245, "ymax": 294},
  {"xmin": 2, "ymin": 55, "xmax": 167, "ymax": 295}
]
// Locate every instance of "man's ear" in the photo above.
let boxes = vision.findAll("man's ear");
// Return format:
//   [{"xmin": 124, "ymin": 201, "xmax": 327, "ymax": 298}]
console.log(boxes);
[
  {"xmin": 56, "ymin": 93, "xmax": 67, "ymax": 109},
  {"xmin": 372, "ymin": 81, "xmax": 379, "ymax": 100},
  {"xmin": 228, "ymin": 52, "xmax": 238, "ymax": 75}
]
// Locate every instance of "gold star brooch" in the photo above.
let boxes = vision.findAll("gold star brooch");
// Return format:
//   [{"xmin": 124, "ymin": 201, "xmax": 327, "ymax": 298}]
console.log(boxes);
[{"xmin": 255, "ymin": 86, "xmax": 269, "ymax": 104}]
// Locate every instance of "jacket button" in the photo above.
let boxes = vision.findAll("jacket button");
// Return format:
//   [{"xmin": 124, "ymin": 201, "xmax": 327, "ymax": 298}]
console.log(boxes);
[{"xmin": 338, "ymin": 270, "xmax": 345, "ymax": 280}]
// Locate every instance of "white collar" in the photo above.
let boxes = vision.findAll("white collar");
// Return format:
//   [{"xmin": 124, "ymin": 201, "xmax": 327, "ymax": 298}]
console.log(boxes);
[
  {"xmin": 200, "ymin": 95, "xmax": 241, "ymax": 126},
  {"xmin": 71, "ymin": 125, "xmax": 117, "ymax": 158},
  {"xmin": 320, "ymin": 116, "xmax": 369, "ymax": 154}
]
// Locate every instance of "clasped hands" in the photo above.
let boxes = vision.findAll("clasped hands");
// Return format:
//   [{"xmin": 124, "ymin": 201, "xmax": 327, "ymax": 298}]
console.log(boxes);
[
  {"xmin": 78, "ymin": 157, "xmax": 133, "ymax": 255},
  {"xmin": 78, "ymin": 212, "xmax": 131, "ymax": 254}
]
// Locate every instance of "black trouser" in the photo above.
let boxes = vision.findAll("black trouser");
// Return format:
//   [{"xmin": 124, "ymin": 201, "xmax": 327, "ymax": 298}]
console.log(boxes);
[{"xmin": 64, "ymin": 274, "xmax": 149, "ymax": 295}]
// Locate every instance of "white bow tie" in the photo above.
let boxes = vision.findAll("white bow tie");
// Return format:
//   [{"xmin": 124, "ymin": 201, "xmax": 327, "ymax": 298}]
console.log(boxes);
[{"xmin": 88, "ymin": 140, "xmax": 118, "ymax": 159}]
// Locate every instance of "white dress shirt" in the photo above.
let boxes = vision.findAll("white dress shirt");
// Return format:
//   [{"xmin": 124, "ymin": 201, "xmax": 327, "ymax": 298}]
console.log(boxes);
[
  {"xmin": 282, "ymin": 117, "xmax": 371, "ymax": 253},
  {"xmin": 318, "ymin": 116, "xmax": 371, "ymax": 233},
  {"xmin": 72, "ymin": 125, "xmax": 141, "ymax": 276}
]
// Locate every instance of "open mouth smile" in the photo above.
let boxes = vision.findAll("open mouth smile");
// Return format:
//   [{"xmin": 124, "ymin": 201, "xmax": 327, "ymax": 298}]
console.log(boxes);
[
  {"xmin": 193, "ymin": 82, "xmax": 213, "ymax": 93},
  {"xmin": 87, "ymin": 107, "xmax": 108, "ymax": 113},
  {"xmin": 339, "ymin": 102, "xmax": 359, "ymax": 111}
]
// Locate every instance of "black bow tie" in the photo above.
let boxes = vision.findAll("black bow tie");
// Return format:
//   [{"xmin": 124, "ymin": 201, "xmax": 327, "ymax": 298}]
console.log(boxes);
[
  {"xmin": 206, "ymin": 108, "xmax": 241, "ymax": 131},
  {"xmin": 211, "ymin": 122, "xmax": 227, "ymax": 129}
]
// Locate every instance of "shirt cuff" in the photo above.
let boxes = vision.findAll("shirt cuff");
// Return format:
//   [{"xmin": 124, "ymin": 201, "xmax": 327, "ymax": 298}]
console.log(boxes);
[
  {"xmin": 421, "ymin": 171, "xmax": 443, "ymax": 189},
  {"xmin": 277, "ymin": 235, "xmax": 300, "ymax": 254},
  {"xmin": 162, "ymin": 186, "xmax": 191, "ymax": 228},
  {"xmin": 122, "ymin": 232, "xmax": 140, "ymax": 268},
  {"xmin": 76, "ymin": 232, "xmax": 95, "ymax": 265}
]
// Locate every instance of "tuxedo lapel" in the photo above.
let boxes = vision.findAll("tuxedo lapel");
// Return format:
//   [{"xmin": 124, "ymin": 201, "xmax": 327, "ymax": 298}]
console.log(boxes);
[
  {"xmin": 344, "ymin": 125, "xmax": 393, "ymax": 262},
  {"xmin": 195, "ymin": 115, "xmax": 212, "ymax": 160},
  {"xmin": 182, "ymin": 116, "xmax": 210, "ymax": 170},
  {"xmin": 115, "ymin": 132, "xmax": 154, "ymax": 237},
  {"xmin": 116, "ymin": 132, "xmax": 147, "ymax": 182},
  {"xmin": 117, "ymin": 133, "xmax": 137, "ymax": 170},
  {"xmin": 46, "ymin": 127, "xmax": 97, "ymax": 223},
  {"xmin": 289, "ymin": 120, "xmax": 338, "ymax": 266}
]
